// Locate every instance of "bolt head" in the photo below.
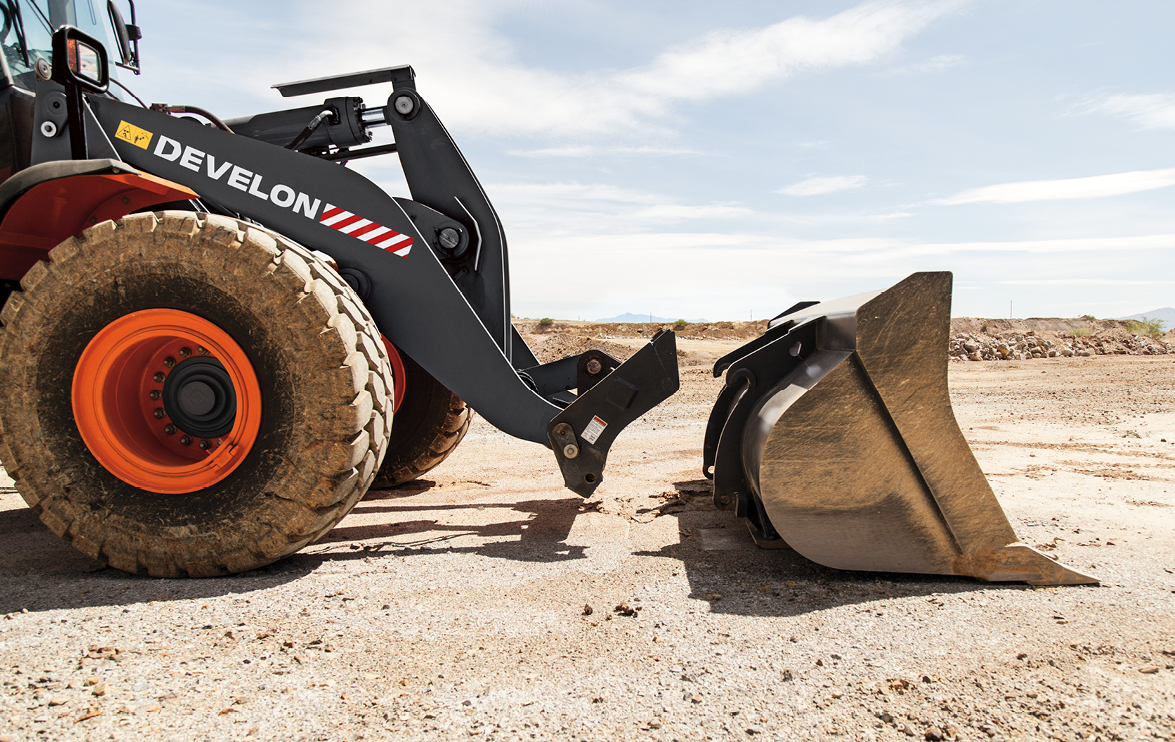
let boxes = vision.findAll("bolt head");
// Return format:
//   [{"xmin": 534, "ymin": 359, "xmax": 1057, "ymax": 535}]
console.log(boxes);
[
  {"xmin": 563, "ymin": 444, "xmax": 580, "ymax": 459},
  {"xmin": 717, "ymin": 493, "xmax": 732, "ymax": 506},
  {"xmin": 438, "ymin": 227, "xmax": 460, "ymax": 250},
  {"xmin": 179, "ymin": 347, "xmax": 192, "ymax": 358},
  {"xmin": 163, "ymin": 357, "xmax": 176, "ymax": 368},
  {"xmin": 180, "ymin": 436, "xmax": 192, "ymax": 446},
  {"xmin": 394, "ymin": 95, "xmax": 415, "ymax": 115},
  {"xmin": 153, "ymin": 408, "xmax": 166, "ymax": 419},
  {"xmin": 149, "ymin": 390, "xmax": 161, "ymax": 400},
  {"xmin": 586, "ymin": 359, "xmax": 602, "ymax": 375},
  {"xmin": 164, "ymin": 424, "xmax": 177, "ymax": 435},
  {"xmin": 199, "ymin": 440, "xmax": 211, "ymax": 450},
  {"xmin": 555, "ymin": 423, "xmax": 571, "ymax": 437},
  {"xmin": 197, "ymin": 346, "xmax": 209, "ymax": 355},
  {"xmin": 153, "ymin": 372, "xmax": 165, "ymax": 383}
]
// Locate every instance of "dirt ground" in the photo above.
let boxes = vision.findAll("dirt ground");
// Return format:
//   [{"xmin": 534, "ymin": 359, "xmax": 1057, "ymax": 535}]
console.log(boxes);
[{"xmin": 0, "ymin": 345, "xmax": 1172, "ymax": 741}]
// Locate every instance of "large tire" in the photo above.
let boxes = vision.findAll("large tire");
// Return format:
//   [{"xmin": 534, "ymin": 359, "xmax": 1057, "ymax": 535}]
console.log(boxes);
[
  {"xmin": 370, "ymin": 351, "xmax": 471, "ymax": 489},
  {"xmin": 0, "ymin": 211, "xmax": 395, "ymax": 577}
]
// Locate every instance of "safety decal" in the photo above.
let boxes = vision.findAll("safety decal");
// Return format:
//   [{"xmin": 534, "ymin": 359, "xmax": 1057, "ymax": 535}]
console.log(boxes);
[
  {"xmin": 320, "ymin": 205, "xmax": 414, "ymax": 257},
  {"xmin": 115, "ymin": 120, "xmax": 153, "ymax": 149},
  {"xmin": 581, "ymin": 415, "xmax": 607, "ymax": 445}
]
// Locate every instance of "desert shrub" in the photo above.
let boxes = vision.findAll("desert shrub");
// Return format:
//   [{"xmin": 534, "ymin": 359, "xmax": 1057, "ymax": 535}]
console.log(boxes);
[
  {"xmin": 1126, "ymin": 317, "xmax": 1166, "ymax": 339},
  {"xmin": 674, "ymin": 319, "xmax": 688, "ymax": 331},
  {"xmin": 1072, "ymin": 328, "xmax": 1090, "ymax": 337},
  {"xmin": 1081, "ymin": 314, "xmax": 1096, "ymax": 321},
  {"xmin": 537, "ymin": 317, "xmax": 554, "ymax": 331}
]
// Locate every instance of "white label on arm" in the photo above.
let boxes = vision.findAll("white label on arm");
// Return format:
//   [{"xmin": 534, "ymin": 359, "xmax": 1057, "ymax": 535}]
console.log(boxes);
[{"xmin": 581, "ymin": 415, "xmax": 607, "ymax": 445}]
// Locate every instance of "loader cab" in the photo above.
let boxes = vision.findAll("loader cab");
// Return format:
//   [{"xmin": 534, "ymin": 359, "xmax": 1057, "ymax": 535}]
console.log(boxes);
[{"xmin": 0, "ymin": 0, "xmax": 134, "ymax": 179}]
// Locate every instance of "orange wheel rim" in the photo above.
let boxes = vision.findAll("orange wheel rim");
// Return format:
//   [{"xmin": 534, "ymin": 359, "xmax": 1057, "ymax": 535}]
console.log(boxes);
[
  {"xmin": 72, "ymin": 309, "xmax": 262, "ymax": 494},
  {"xmin": 381, "ymin": 335, "xmax": 406, "ymax": 414}
]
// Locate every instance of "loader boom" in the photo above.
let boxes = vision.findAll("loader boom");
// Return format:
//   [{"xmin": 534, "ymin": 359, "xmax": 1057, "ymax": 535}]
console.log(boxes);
[{"xmin": 17, "ymin": 30, "xmax": 679, "ymax": 497}]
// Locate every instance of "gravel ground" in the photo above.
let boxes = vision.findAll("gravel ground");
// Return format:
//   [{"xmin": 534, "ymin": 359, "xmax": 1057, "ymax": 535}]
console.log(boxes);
[{"xmin": 0, "ymin": 349, "xmax": 1171, "ymax": 741}]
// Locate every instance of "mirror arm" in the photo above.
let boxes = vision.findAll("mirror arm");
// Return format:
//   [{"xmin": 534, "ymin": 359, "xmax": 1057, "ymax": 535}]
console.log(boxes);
[
  {"xmin": 48, "ymin": 27, "xmax": 110, "ymax": 159},
  {"xmin": 50, "ymin": 30, "xmax": 88, "ymax": 160}
]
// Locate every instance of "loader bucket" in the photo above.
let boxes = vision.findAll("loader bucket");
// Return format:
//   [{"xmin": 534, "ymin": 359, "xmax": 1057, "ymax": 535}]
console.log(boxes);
[{"xmin": 704, "ymin": 272, "xmax": 1096, "ymax": 586}]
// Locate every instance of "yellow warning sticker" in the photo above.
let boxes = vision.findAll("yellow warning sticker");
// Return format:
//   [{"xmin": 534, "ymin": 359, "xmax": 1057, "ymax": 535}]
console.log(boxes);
[{"xmin": 114, "ymin": 120, "xmax": 153, "ymax": 149}]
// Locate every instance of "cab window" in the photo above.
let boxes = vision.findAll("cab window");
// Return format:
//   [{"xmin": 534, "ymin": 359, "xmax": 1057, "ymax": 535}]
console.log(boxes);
[{"xmin": 3, "ymin": 1, "xmax": 111, "ymax": 91}]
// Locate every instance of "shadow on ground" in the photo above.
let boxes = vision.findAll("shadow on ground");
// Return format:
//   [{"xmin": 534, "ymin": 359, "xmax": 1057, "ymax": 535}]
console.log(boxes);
[
  {"xmin": 634, "ymin": 479, "xmax": 1020, "ymax": 618},
  {"xmin": 0, "ymin": 478, "xmax": 1016, "ymax": 617}
]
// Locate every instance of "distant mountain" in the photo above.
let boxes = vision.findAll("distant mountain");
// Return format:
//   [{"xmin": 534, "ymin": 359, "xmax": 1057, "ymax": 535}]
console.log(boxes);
[
  {"xmin": 596, "ymin": 312, "xmax": 708, "ymax": 323},
  {"xmin": 1117, "ymin": 307, "xmax": 1175, "ymax": 327}
]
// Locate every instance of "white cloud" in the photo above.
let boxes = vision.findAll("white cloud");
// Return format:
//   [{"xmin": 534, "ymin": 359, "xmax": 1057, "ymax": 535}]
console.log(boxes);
[
  {"xmin": 276, "ymin": 0, "xmax": 965, "ymax": 138},
  {"xmin": 633, "ymin": 204, "xmax": 752, "ymax": 221},
  {"xmin": 934, "ymin": 168, "xmax": 1175, "ymax": 205},
  {"xmin": 508, "ymin": 226, "xmax": 1175, "ymax": 319},
  {"xmin": 778, "ymin": 175, "xmax": 869, "ymax": 196},
  {"xmin": 489, "ymin": 182, "xmax": 751, "ymax": 228},
  {"xmin": 506, "ymin": 146, "xmax": 702, "ymax": 158},
  {"xmin": 996, "ymin": 279, "xmax": 1175, "ymax": 286},
  {"xmin": 1078, "ymin": 93, "xmax": 1175, "ymax": 131},
  {"xmin": 792, "ymin": 139, "xmax": 831, "ymax": 149},
  {"xmin": 883, "ymin": 53, "xmax": 964, "ymax": 75},
  {"xmin": 614, "ymin": 1, "xmax": 964, "ymax": 101}
]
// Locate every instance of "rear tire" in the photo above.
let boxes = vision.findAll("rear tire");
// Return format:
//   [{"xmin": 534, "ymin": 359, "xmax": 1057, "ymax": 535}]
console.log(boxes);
[
  {"xmin": 0, "ymin": 212, "xmax": 395, "ymax": 577},
  {"xmin": 370, "ymin": 351, "xmax": 471, "ymax": 489}
]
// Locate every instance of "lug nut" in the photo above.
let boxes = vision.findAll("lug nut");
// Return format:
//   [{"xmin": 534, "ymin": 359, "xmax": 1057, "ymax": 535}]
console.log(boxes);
[
  {"xmin": 149, "ymin": 390, "xmax": 161, "ymax": 400},
  {"xmin": 179, "ymin": 347, "xmax": 192, "ymax": 358},
  {"xmin": 153, "ymin": 408, "xmax": 166, "ymax": 419},
  {"xmin": 163, "ymin": 356, "xmax": 176, "ymax": 368},
  {"xmin": 197, "ymin": 346, "xmax": 209, "ymax": 355},
  {"xmin": 180, "ymin": 435, "xmax": 192, "ymax": 446},
  {"xmin": 153, "ymin": 372, "xmax": 165, "ymax": 383},
  {"xmin": 199, "ymin": 440, "xmax": 211, "ymax": 450},
  {"xmin": 586, "ymin": 358, "xmax": 602, "ymax": 375},
  {"xmin": 164, "ymin": 424, "xmax": 177, "ymax": 435}
]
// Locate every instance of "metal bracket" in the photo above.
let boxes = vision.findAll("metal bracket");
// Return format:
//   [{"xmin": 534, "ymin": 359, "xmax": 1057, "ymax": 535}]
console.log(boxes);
[
  {"xmin": 548, "ymin": 331, "xmax": 679, "ymax": 496},
  {"xmin": 706, "ymin": 318, "xmax": 819, "ymax": 514},
  {"xmin": 576, "ymin": 349, "xmax": 620, "ymax": 394}
]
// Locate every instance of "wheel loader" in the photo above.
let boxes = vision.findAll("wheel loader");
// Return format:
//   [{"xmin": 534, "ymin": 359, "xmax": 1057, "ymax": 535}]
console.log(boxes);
[{"xmin": 0, "ymin": 3, "xmax": 1093, "ymax": 585}]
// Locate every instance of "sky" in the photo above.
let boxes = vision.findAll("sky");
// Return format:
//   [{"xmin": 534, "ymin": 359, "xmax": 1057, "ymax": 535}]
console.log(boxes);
[{"xmin": 116, "ymin": 0, "xmax": 1174, "ymax": 321}]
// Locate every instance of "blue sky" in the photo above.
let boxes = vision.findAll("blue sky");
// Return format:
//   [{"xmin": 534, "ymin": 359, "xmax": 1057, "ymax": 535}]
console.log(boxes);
[{"xmin": 121, "ymin": 1, "xmax": 1173, "ymax": 320}]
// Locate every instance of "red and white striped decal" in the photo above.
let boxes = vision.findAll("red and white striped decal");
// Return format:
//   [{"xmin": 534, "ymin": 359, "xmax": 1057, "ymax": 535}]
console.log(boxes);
[{"xmin": 319, "ymin": 204, "xmax": 414, "ymax": 257}]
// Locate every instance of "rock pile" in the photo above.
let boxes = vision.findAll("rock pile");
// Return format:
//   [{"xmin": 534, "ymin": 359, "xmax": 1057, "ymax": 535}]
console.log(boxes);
[{"xmin": 949, "ymin": 329, "xmax": 1172, "ymax": 362}]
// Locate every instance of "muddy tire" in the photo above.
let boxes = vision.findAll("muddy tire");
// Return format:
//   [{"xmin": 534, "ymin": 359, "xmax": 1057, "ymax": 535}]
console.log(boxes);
[
  {"xmin": 0, "ymin": 212, "xmax": 395, "ymax": 577},
  {"xmin": 370, "ymin": 351, "xmax": 471, "ymax": 489}
]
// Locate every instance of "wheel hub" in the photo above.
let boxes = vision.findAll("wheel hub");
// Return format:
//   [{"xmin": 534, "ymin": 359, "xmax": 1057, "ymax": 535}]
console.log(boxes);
[
  {"xmin": 72, "ymin": 309, "xmax": 262, "ymax": 494},
  {"xmin": 162, "ymin": 357, "xmax": 236, "ymax": 438}
]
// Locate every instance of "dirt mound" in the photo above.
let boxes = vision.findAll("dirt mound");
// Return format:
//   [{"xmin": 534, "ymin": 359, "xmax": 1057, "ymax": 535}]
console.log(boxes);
[
  {"xmin": 514, "ymin": 318, "xmax": 768, "ymax": 341},
  {"xmin": 949, "ymin": 318, "xmax": 1172, "ymax": 361},
  {"xmin": 524, "ymin": 332, "xmax": 639, "ymax": 364}
]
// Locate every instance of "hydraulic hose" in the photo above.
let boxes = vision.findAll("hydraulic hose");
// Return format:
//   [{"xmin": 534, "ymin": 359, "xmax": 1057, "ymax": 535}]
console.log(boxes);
[{"xmin": 149, "ymin": 103, "xmax": 234, "ymax": 134}]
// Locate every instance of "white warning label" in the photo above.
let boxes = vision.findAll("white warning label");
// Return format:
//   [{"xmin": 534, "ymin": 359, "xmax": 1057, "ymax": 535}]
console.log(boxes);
[{"xmin": 581, "ymin": 415, "xmax": 607, "ymax": 445}]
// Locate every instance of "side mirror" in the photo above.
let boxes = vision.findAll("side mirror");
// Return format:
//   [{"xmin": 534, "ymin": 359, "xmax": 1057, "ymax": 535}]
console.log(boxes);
[
  {"xmin": 107, "ymin": 0, "xmax": 141, "ymax": 73},
  {"xmin": 50, "ymin": 26, "xmax": 109, "ymax": 94}
]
